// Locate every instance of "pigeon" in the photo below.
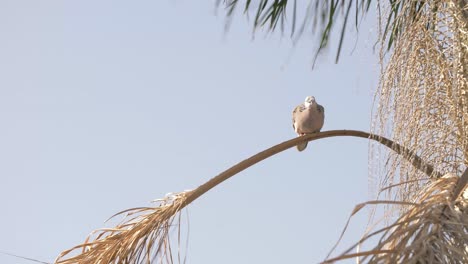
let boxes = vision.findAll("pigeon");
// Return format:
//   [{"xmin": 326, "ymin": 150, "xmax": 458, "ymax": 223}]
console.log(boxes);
[{"xmin": 292, "ymin": 96, "xmax": 325, "ymax": 151}]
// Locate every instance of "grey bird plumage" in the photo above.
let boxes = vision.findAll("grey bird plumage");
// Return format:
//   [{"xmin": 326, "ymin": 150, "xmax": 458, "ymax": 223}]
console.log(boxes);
[{"xmin": 292, "ymin": 96, "xmax": 325, "ymax": 151}]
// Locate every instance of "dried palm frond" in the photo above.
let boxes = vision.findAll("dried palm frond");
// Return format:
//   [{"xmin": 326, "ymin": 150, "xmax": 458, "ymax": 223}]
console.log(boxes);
[
  {"xmin": 55, "ymin": 130, "xmax": 439, "ymax": 263},
  {"xmin": 324, "ymin": 173, "xmax": 468, "ymax": 263},
  {"xmin": 371, "ymin": 0, "xmax": 468, "ymax": 203},
  {"xmin": 55, "ymin": 191, "xmax": 191, "ymax": 264}
]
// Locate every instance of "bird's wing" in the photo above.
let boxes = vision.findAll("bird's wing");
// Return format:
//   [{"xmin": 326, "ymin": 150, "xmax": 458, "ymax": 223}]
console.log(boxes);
[
  {"xmin": 292, "ymin": 104, "xmax": 303, "ymax": 130},
  {"xmin": 315, "ymin": 103, "xmax": 325, "ymax": 132},
  {"xmin": 317, "ymin": 104, "xmax": 324, "ymax": 114}
]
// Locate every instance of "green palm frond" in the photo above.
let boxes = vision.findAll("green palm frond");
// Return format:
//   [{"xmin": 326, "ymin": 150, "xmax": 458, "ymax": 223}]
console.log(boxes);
[
  {"xmin": 217, "ymin": 1, "xmax": 449, "ymax": 63},
  {"xmin": 217, "ymin": 0, "xmax": 373, "ymax": 63}
]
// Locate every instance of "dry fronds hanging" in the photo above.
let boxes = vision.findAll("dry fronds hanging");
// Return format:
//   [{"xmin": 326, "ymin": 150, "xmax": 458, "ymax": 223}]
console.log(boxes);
[
  {"xmin": 55, "ymin": 192, "xmax": 191, "ymax": 264},
  {"xmin": 371, "ymin": 0, "xmax": 468, "ymax": 201},
  {"xmin": 324, "ymin": 173, "xmax": 468, "ymax": 263}
]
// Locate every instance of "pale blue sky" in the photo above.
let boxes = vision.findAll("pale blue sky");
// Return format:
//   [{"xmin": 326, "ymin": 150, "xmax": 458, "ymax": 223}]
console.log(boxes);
[{"xmin": 0, "ymin": 1, "xmax": 380, "ymax": 263}]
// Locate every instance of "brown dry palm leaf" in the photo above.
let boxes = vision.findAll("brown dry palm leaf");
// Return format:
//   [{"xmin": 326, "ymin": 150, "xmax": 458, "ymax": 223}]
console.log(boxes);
[
  {"xmin": 323, "ymin": 172, "xmax": 468, "ymax": 263},
  {"xmin": 55, "ymin": 192, "xmax": 190, "ymax": 264},
  {"xmin": 371, "ymin": 0, "xmax": 468, "ymax": 203},
  {"xmin": 55, "ymin": 130, "xmax": 442, "ymax": 264}
]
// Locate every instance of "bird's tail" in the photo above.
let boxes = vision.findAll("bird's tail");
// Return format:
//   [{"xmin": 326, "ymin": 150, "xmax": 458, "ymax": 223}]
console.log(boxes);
[{"xmin": 296, "ymin": 142, "xmax": 308, "ymax": 152}]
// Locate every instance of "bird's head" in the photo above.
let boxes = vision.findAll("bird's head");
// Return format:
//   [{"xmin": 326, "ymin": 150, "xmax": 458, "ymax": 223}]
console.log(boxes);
[{"xmin": 304, "ymin": 96, "xmax": 316, "ymax": 107}]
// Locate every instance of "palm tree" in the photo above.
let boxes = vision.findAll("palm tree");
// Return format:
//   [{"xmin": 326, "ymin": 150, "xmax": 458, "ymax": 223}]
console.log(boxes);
[{"xmin": 56, "ymin": 1, "xmax": 467, "ymax": 263}]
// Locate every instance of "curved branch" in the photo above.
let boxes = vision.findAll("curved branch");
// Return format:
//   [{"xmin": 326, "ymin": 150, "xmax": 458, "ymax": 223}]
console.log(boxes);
[
  {"xmin": 56, "ymin": 129, "xmax": 443, "ymax": 263},
  {"xmin": 185, "ymin": 129, "xmax": 442, "ymax": 208}
]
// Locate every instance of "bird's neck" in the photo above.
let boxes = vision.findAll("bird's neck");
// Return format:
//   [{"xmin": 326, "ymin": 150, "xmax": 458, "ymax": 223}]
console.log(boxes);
[{"xmin": 304, "ymin": 102, "xmax": 315, "ymax": 108}]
